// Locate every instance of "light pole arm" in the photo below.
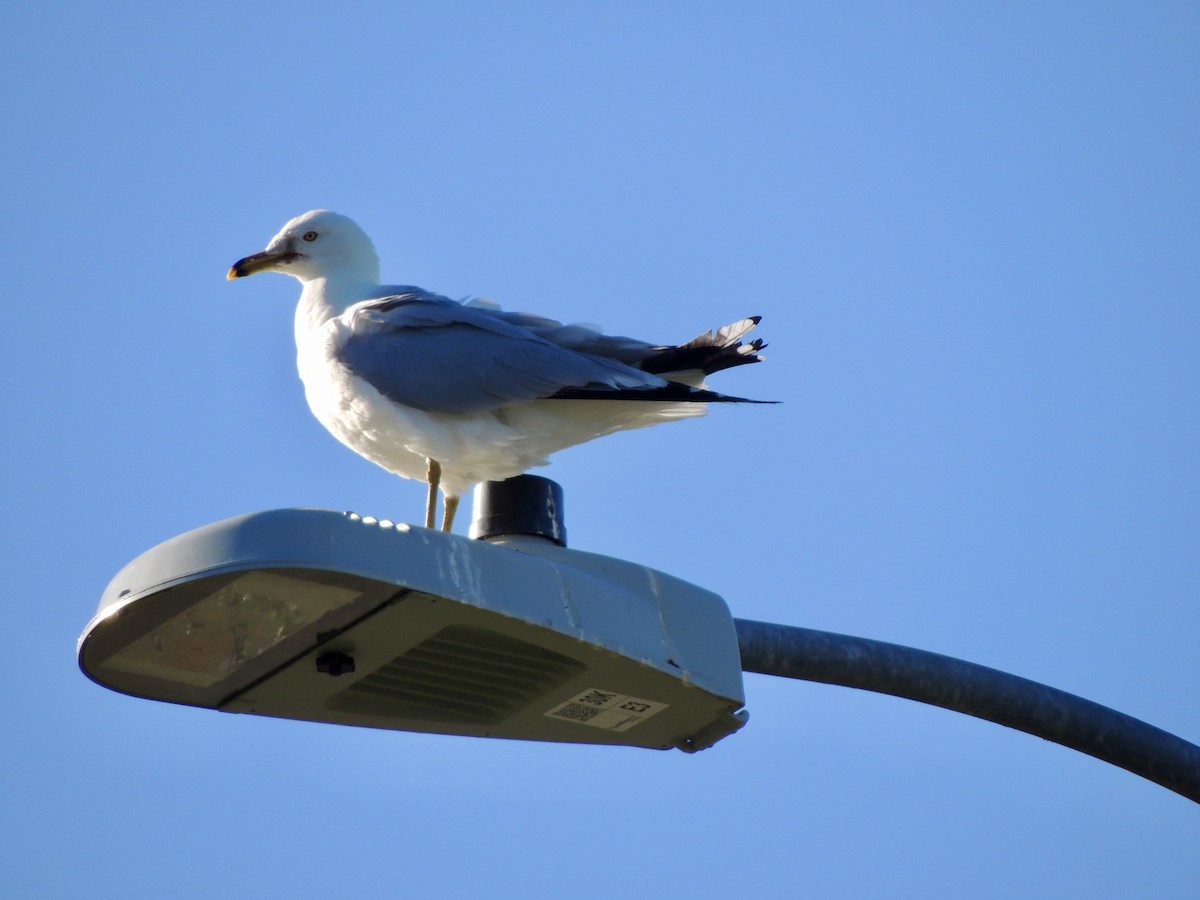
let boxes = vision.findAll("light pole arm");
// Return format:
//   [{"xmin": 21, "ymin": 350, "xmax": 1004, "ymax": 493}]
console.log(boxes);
[{"xmin": 733, "ymin": 618, "xmax": 1200, "ymax": 803}]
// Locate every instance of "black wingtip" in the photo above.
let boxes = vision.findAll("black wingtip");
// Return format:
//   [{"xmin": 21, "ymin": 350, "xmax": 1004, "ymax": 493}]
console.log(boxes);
[
  {"xmin": 641, "ymin": 315, "xmax": 769, "ymax": 376},
  {"xmin": 548, "ymin": 383, "xmax": 777, "ymax": 404}
]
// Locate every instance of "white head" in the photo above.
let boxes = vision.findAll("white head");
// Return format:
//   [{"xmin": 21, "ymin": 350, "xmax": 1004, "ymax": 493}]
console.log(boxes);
[{"xmin": 227, "ymin": 210, "xmax": 381, "ymax": 285}]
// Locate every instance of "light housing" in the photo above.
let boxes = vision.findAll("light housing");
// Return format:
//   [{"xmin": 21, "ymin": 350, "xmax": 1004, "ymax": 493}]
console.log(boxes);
[{"xmin": 79, "ymin": 506, "xmax": 747, "ymax": 751}]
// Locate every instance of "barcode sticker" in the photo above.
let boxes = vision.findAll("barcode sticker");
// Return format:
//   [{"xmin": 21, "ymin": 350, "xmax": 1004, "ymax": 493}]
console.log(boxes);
[{"xmin": 544, "ymin": 687, "xmax": 668, "ymax": 732}]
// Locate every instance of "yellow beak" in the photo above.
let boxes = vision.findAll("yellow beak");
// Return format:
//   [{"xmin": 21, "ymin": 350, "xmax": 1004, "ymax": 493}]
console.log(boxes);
[{"xmin": 226, "ymin": 250, "xmax": 299, "ymax": 280}]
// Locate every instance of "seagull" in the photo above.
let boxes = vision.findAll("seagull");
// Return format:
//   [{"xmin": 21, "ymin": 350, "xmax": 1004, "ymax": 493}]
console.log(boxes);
[{"xmin": 228, "ymin": 210, "xmax": 772, "ymax": 532}]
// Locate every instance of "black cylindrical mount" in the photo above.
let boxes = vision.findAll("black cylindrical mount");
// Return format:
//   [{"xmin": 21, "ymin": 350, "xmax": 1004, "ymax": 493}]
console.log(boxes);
[{"xmin": 469, "ymin": 475, "xmax": 567, "ymax": 546}]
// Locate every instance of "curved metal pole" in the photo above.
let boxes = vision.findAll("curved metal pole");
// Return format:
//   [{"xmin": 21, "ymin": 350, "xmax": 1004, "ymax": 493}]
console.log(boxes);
[{"xmin": 734, "ymin": 618, "xmax": 1200, "ymax": 803}]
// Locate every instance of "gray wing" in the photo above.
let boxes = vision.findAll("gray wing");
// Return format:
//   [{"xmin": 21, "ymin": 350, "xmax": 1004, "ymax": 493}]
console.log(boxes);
[
  {"xmin": 337, "ymin": 292, "xmax": 667, "ymax": 415},
  {"xmin": 486, "ymin": 307, "xmax": 768, "ymax": 376},
  {"xmin": 483, "ymin": 308, "xmax": 662, "ymax": 366}
]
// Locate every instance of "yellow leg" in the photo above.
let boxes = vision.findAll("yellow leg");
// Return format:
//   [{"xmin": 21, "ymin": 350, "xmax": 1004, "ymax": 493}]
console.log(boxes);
[
  {"xmin": 441, "ymin": 494, "xmax": 460, "ymax": 533},
  {"xmin": 425, "ymin": 459, "xmax": 441, "ymax": 530}
]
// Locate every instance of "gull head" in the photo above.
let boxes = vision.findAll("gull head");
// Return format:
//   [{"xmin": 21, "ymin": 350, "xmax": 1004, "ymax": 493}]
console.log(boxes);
[{"xmin": 227, "ymin": 210, "xmax": 381, "ymax": 284}]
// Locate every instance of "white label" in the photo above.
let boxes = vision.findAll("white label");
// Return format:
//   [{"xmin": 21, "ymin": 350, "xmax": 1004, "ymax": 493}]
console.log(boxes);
[{"xmin": 543, "ymin": 687, "xmax": 668, "ymax": 732}]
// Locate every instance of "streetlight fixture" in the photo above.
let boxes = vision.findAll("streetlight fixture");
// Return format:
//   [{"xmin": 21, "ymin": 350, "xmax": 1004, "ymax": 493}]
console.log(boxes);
[{"xmin": 78, "ymin": 478, "xmax": 747, "ymax": 752}]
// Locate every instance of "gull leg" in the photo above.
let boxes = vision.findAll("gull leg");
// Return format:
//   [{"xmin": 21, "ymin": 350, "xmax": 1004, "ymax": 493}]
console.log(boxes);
[
  {"xmin": 441, "ymin": 494, "xmax": 460, "ymax": 533},
  {"xmin": 425, "ymin": 458, "xmax": 441, "ymax": 530}
]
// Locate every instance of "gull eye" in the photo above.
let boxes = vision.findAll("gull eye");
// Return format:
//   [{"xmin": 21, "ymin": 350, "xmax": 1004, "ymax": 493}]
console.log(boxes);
[{"xmin": 302, "ymin": 231, "xmax": 319, "ymax": 242}]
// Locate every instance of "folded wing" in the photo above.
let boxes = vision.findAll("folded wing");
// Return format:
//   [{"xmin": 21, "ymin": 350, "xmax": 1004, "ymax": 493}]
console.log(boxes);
[
  {"xmin": 338, "ymin": 293, "xmax": 668, "ymax": 415},
  {"xmin": 338, "ymin": 293, "xmax": 772, "ymax": 415}
]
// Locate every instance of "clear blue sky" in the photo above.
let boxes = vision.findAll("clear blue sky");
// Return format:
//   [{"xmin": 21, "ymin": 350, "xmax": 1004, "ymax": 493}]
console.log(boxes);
[{"xmin": 3, "ymin": 3, "xmax": 1197, "ymax": 897}]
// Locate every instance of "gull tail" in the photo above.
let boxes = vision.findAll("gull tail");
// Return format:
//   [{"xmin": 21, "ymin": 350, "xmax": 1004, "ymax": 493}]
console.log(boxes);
[
  {"xmin": 641, "ymin": 316, "xmax": 767, "ymax": 376},
  {"xmin": 548, "ymin": 316, "xmax": 775, "ymax": 404}
]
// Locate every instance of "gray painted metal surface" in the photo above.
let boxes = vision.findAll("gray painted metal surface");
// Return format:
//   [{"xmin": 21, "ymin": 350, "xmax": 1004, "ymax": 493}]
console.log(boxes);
[
  {"xmin": 736, "ymin": 618, "xmax": 1200, "ymax": 802},
  {"xmin": 80, "ymin": 508, "xmax": 747, "ymax": 751}
]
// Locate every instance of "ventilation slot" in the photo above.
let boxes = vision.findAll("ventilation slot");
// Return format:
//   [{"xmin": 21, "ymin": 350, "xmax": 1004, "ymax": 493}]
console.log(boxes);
[{"xmin": 335, "ymin": 625, "xmax": 584, "ymax": 724}]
